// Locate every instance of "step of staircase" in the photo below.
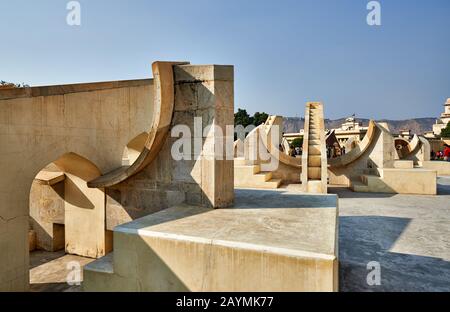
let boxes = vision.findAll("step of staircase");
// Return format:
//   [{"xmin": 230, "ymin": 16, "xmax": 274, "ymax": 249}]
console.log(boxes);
[
  {"xmin": 234, "ymin": 165, "xmax": 278, "ymax": 188},
  {"xmin": 308, "ymin": 167, "xmax": 322, "ymax": 180},
  {"xmin": 234, "ymin": 165, "xmax": 261, "ymax": 175},
  {"xmin": 234, "ymin": 157, "xmax": 247, "ymax": 166},
  {"xmin": 83, "ymin": 252, "xmax": 115, "ymax": 291},
  {"xmin": 235, "ymin": 177, "xmax": 281, "ymax": 189},
  {"xmin": 350, "ymin": 180, "xmax": 369, "ymax": 193},
  {"xmin": 252, "ymin": 178, "xmax": 282, "ymax": 189},
  {"xmin": 255, "ymin": 172, "xmax": 273, "ymax": 182},
  {"xmin": 309, "ymin": 145, "xmax": 322, "ymax": 155},
  {"xmin": 360, "ymin": 174, "xmax": 382, "ymax": 187},
  {"xmin": 308, "ymin": 155, "xmax": 322, "ymax": 167}
]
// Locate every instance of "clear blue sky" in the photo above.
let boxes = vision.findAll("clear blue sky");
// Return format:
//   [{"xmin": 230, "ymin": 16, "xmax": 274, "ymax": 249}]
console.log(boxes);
[{"xmin": 1, "ymin": 0, "xmax": 449, "ymax": 119}]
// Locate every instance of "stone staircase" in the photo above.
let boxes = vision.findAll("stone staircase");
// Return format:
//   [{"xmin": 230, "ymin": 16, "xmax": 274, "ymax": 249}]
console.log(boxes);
[
  {"xmin": 301, "ymin": 102, "xmax": 327, "ymax": 193},
  {"xmin": 350, "ymin": 175, "xmax": 370, "ymax": 193},
  {"xmin": 307, "ymin": 107, "xmax": 322, "ymax": 181},
  {"xmin": 350, "ymin": 169, "xmax": 381, "ymax": 192},
  {"xmin": 234, "ymin": 157, "xmax": 282, "ymax": 189}
]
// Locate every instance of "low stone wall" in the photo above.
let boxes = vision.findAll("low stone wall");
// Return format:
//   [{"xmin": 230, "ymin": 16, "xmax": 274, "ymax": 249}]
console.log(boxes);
[
  {"xmin": 421, "ymin": 161, "xmax": 450, "ymax": 176},
  {"xmin": 371, "ymin": 168, "xmax": 436, "ymax": 195}
]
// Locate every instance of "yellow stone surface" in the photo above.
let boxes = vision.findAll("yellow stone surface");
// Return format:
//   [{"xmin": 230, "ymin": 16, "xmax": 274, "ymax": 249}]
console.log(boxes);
[
  {"xmin": 352, "ymin": 168, "xmax": 437, "ymax": 195},
  {"xmin": 84, "ymin": 189, "xmax": 339, "ymax": 292},
  {"xmin": 421, "ymin": 161, "xmax": 450, "ymax": 176},
  {"xmin": 393, "ymin": 160, "xmax": 414, "ymax": 169}
]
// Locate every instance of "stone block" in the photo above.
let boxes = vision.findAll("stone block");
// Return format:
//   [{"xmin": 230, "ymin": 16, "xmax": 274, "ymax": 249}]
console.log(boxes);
[
  {"xmin": 84, "ymin": 189, "xmax": 339, "ymax": 292},
  {"xmin": 394, "ymin": 160, "xmax": 414, "ymax": 169}
]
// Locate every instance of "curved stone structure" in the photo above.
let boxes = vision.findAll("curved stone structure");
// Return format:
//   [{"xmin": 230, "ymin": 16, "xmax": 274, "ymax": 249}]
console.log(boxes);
[
  {"xmin": 260, "ymin": 116, "xmax": 301, "ymax": 169},
  {"xmin": 328, "ymin": 120, "xmax": 377, "ymax": 168},
  {"xmin": 395, "ymin": 135, "xmax": 430, "ymax": 164},
  {"xmin": 234, "ymin": 115, "xmax": 301, "ymax": 188},
  {"xmin": 395, "ymin": 137, "xmax": 412, "ymax": 159},
  {"xmin": 88, "ymin": 61, "xmax": 187, "ymax": 188}
]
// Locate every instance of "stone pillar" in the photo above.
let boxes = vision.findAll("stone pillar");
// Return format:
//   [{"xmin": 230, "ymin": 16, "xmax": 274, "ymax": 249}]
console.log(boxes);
[
  {"xmin": 172, "ymin": 64, "xmax": 235, "ymax": 208},
  {"xmin": 370, "ymin": 122, "xmax": 396, "ymax": 170}
]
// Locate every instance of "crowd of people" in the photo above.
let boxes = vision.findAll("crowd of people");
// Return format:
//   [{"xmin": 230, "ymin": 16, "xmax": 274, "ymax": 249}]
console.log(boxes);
[
  {"xmin": 327, "ymin": 143, "xmax": 346, "ymax": 159},
  {"xmin": 284, "ymin": 140, "xmax": 450, "ymax": 161},
  {"xmin": 288, "ymin": 145, "xmax": 302, "ymax": 157},
  {"xmin": 286, "ymin": 142, "xmax": 347, "ymax": 159},
  {"xmin": 431, "ymin": 144, "xmax": 450, "ymax": 161}
]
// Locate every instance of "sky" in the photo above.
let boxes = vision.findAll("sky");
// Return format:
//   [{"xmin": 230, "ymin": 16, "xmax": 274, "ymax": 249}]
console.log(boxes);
[{"xmin": 0, "ymin": 0, "xmax": 449, "ymax": 120}]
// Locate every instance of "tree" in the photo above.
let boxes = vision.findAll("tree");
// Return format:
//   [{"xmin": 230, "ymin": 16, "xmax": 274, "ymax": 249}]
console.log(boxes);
[
  {"xmin": 253, "ymin": 112, "xmax": 269, "ymax": 126},
  {"xmin": 0, "ymin": 81, "xmax": 29, "ymax": 88},
  {"xmin": 234, "ymin": 109, "xmax": 270, "ymax": 127},
  {"xmin": 441, "ymin": 122, "xmax": 450, "ymax": 138},
  {"xmin": 234, "ymin": 109, "xmax": 270, "ymax": 141},
  {"xmin": 234, "ymin": 109, "xmax": 253, "ymax": 128},
  {"xmin": 291, "ymin": 138, "xmax": 303, "ymax": 149}
]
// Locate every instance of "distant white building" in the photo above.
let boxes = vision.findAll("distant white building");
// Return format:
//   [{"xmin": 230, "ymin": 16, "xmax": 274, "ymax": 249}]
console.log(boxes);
[
  {"xmin": 432, "ymin": 98, "xmax": 450, "ymax": 136},
  {"xmin": 334, "ymin": 117, "xmax": 368, "ymax": 146}
]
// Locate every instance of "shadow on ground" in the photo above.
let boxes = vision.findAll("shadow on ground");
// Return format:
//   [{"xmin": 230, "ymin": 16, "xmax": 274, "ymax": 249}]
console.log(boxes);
[{"xmin": 339, "ymin": 177, "xmax": 450, "ymax": 292}]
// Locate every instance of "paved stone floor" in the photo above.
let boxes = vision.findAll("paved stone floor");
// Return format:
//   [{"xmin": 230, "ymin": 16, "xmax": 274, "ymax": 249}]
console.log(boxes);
[
  {"xmin": 30, "ymin": 250, "xmax": 95, "ymax": 292},
  {"xmin": 30, "ymin": 177, "xmax": 450, "ymax": 292},
  {"xmin": 332, "ymin": 176, "xmax": 450, "ymax": 292}
]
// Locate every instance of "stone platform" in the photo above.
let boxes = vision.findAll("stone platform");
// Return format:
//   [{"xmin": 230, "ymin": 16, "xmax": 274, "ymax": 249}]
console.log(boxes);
[
  {"xmin": 84, "ymin": 189, "xmax": 339, "ymax": 292},
  {"xmin": 351, "ymin": 168, "xmax": 437, "ymax": 195}
]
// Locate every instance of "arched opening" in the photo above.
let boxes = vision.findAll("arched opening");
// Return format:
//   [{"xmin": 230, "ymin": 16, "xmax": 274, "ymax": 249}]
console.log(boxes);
[{"xmin": 29, "ymin": 153, "xmax": 112, "ymax": 292}]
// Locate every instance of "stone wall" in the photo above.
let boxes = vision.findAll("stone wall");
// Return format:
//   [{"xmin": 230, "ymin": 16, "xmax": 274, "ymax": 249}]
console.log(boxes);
[
  {"xmin": 105, "ymin": 65, "xmax": 235, "ymax": 229},
  {"xmin": 0, "ymin": 78, "xmax": 154, "ymax": 291}
]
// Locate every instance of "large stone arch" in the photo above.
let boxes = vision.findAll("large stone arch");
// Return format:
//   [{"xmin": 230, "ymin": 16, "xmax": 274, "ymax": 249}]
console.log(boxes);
[{"xmin": 29, "ymin": 152, "xmax": 109, "ymax": 258}]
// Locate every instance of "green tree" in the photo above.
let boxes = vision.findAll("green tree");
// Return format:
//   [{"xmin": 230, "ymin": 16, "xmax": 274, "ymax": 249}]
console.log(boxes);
[
  {"xmin": 0, "ymin": 81, "xmax": 29, "ymax": 88},
  {"xmin": 234, "ymin": 109, "xmax": 270, "ymax": 127},
  {"xmin": 234, "ymin": 109, "xmax": 253, "ymax": 128},
  {"xmin": 441, "ymin": 122, "xmax": 450, "ymax": 138},
  {"xmin": 253, "ymin": 112, "xmax": 269, "ymax": 126},
  {"xmin": 291, "ymin": 138, "xmax": 303, "ymax": 149}
]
